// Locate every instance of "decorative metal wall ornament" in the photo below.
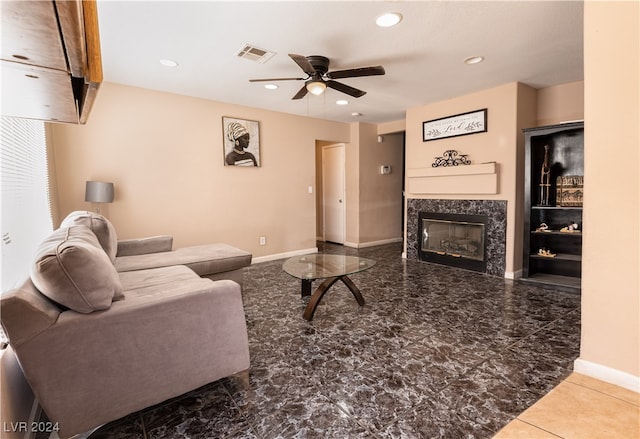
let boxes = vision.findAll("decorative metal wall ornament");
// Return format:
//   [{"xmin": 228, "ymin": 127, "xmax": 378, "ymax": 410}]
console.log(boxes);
[{"xmin": 432, "ymin": 150, "xmax": 471, "ymax": 167}]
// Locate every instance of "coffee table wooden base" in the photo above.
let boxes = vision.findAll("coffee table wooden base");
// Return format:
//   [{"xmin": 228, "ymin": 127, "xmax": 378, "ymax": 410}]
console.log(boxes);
[{"xmin": 301, "ymin": 276, "xmax": 365, "ymax": 321}]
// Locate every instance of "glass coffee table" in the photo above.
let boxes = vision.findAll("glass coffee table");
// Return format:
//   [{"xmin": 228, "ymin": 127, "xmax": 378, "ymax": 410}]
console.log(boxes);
[{"xmin": 282, "ymin": 254, "xmax": 376, "ymax": 320}]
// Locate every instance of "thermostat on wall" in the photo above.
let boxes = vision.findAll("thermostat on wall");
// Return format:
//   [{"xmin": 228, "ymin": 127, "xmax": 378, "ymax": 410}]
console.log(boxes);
[{"xmin": 380, "ymin": 165, "xmax": 392, "ymax": 175}]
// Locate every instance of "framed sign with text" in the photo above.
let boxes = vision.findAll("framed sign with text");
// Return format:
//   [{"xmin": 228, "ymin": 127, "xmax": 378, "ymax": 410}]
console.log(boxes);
[{"xmin": 422, "ymin": 109, "xmax": 487, "ymax": 142}]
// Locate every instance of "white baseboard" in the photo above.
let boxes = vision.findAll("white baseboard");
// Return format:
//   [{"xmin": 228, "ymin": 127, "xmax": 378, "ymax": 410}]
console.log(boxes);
[
  {"xmin": 344, "ymin": 237, "xmax": 403, "ymax": 249},
  {"xmin": 251, "ymin": 247, "xmax": 318, "ymax": 264},
  {"xmin": 505, "ymin": 269, "xmax": 522, "ymax": 280},
  {"xmin": 574, "ymin": 358, "xmax": 640, "ymax": 393}
]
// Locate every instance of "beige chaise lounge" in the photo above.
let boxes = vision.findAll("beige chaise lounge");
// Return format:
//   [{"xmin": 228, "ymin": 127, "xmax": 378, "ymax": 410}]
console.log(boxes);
[{"xmin": 0, "ymin": 211, "xmax": 252, "ymax": 438}]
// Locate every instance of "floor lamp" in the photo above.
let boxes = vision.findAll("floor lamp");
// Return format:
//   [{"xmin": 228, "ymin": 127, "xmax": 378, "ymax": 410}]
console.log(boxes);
[{"xmin": 85, "ymin": 181, "xmax": 114, "ymax": 214}]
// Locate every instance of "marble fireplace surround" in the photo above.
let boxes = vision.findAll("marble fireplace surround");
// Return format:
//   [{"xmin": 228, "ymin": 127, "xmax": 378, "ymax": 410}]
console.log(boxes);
[{"xmin": 406, "ymin": 199, "xmax": 507, "ymax": 277}]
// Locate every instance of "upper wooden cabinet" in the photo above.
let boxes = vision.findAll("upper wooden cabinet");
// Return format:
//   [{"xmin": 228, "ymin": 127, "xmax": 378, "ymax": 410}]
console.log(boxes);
[{"xmin": 1, "ymin": 0, "xmax": 102, "ymax": 124}]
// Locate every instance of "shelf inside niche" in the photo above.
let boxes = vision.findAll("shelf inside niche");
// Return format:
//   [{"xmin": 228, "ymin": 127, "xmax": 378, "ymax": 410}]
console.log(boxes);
[
  {"xmin": 532, "ymin": 205, "xmax": 582, "ymax": 211},
  {"xmin": 521, "ymin": 273, "xmax": 581, "ymax": 292},
  {"xmin": 530, "ymin": 253, "xmax": 581, "ymax": 262},
  {"xmin": 531, "ymin": 231, "xmax": 582, "ymax": 236}
]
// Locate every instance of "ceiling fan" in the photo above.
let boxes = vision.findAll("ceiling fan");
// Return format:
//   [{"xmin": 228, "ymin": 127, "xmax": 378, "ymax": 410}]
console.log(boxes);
[{"xmin": 249, "ymin": 54, "xmax": 385, "ymax": 100}]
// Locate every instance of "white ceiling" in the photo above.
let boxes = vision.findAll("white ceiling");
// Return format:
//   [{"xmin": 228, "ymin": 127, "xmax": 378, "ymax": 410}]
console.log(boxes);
[{"xmin": 96, "ymin": 1, "xmax": 584, "ymax": 124}]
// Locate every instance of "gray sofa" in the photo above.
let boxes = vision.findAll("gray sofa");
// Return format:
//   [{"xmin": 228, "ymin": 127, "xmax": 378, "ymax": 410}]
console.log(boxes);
[{"xmin": 0, "ymin": 211, "xmax": 252, "ymax": 438}]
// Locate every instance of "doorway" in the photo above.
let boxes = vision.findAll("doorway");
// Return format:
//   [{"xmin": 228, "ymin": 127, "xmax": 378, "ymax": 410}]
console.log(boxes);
[{"xmin": 322, "ymin": 144, "xmax": 345, "ymax": 244}]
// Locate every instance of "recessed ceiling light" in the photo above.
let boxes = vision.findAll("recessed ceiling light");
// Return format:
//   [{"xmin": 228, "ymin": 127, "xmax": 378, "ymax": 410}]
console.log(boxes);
[
  {"xmin": 264, "ymin": 84, "xmax": 278, "ymax": 90},
  {"xmin": 376, "ymin": 12, "xmax": 402, "ymax": 28},
  {"xmin": 159, "ymin": 59, "xmax": 178, "ymax": 67},
  {"xmin": 351, "ymin": 112, "xmax": 362, "ymax": 117},
  {"xmin": 464, "ymin": 56, "xmax": 485, "ymax": 65},
  {"xmin": 336, "ymin": 99, "xmax": 349, "ymax": 105}
]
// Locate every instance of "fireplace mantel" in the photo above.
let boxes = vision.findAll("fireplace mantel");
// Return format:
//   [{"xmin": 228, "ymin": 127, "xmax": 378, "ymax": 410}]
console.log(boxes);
[{"xmin": 407, "ymin": 162, "xmax": 497, "ymax": 195}]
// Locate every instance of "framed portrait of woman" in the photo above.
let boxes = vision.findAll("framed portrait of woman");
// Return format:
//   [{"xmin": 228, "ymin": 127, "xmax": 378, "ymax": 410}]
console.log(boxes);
[{"xmin": 222, "ymin": 116, "xmax": 261, "ymax": 167}]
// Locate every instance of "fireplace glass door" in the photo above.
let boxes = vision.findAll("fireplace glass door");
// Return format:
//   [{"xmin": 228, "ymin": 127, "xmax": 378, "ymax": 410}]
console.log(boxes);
[{"xmin": 421, "ymin": 219, "xmax": 485, "ymax": 261}]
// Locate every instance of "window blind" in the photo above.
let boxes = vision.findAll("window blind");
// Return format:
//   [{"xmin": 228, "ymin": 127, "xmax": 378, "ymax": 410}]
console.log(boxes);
[{"xmin": 1, "ymin": 117, "xmax": 53, "ymax": 291}]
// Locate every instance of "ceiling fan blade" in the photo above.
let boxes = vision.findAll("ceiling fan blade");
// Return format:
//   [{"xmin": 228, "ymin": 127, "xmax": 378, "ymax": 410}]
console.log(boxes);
[
  {"xmin": 292, "ymin": 84, "xmax": 309, "ymax": 100},
  {"xmin": 327, "ymin": 65, "xmax": 385, "ymax": 79},
  {"xmin": 326, "ymin": 80, "xmax": 366, "ymax": 98},
  {"xmin": 289, "ymin": 53, "xmax": 316, "ymax": 76},
  {"xmin": 249, "ymin": 77, "xmax": 305, "ymax": 82}
]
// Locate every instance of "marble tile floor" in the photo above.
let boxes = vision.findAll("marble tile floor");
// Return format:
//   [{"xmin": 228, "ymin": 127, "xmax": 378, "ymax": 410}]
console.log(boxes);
[{"xmin": 89, "ymin": 242, "xmax": 583, "ymax": 438}]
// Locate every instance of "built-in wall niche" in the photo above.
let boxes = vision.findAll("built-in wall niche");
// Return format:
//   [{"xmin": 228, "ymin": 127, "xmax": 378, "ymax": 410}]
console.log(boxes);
[{"xmin": 522, "ymin": 121, "xmax": 584, "ymax": 293}]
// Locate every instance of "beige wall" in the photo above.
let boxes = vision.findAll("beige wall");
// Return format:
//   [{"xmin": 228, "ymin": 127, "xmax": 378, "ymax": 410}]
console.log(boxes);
[
  {"xmin": 51, "ymin": 82, "xmax": 406, "ymax": 258},
  {"xmin": 404, "ymin": 82, "xmax": 537, "ymax": 276},
  {"xmin": 345, "ymin": 123, "xmax": 361, "ymax": 244},
  {"xmin": 51, "ymin": 82, "xmax": 351, "ymax": 258},
  {"xmin": 358, "ymin": 126, "xmax": 404, "ymax": 245},
  {"xmin": 579, "ymin": 1, "xmax": 639, "ymax": 386},
  {"xmin": 314, "ymin": 128, "xmax": 403, "ymax": 247},
  {"xmin": 515, "ymin": 83, "xmax": 539, "ymax": 272},
  {"xmin": 537, "ymin": 81, "xmax": 584, "ymax": 126}
]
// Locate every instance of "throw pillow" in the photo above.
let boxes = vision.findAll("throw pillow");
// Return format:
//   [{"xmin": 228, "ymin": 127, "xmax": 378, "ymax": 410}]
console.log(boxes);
[
  {"xmin": 31, "ymin": 225, "xmax": 123, "ymax": 313},
  {"xmin": 61, "ymin": 210, "xmax": 118, "ymax": 262}
]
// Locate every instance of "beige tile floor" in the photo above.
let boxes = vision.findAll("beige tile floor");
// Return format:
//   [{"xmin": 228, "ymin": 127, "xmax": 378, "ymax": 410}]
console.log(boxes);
[{"xmin": 494, "ymin": 373, "xmax": 640, "ymax": 438}]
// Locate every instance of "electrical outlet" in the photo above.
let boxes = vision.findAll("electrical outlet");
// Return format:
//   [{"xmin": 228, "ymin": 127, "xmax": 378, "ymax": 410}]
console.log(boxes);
[{"xmin": 259, "ymin": 236, "xmax": 266, "ymax": 246}]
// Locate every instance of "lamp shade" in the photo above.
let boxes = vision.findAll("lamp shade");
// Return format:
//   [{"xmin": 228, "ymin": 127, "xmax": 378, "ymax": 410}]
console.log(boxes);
[{"xmin": 85, "ymin": 181, "xmax": 114, "ymax": 203}]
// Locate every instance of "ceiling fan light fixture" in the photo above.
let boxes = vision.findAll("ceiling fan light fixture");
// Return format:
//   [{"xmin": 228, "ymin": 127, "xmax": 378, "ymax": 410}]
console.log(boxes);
[
  {"xmin": 306, "ymin": 81, "xmax": 326, "ymax": 96},
  {"xmin": 376, "ymin": 12, "xmax": 402, "ymax": 28}
]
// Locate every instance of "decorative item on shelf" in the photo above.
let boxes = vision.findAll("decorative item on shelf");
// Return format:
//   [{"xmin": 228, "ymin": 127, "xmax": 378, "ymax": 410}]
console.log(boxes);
[
  {"xmin": 432, "ymin": 150, "xmax": 471, "ymax": 168},
  {"xmin": 536, "ymin": 223, "xmax": 550, "ymax": 232},
  {"xmin": 560, "ymin": 222, "xmax": 580, "ymax": 233},
  {"xmin": 537, "ymin": 248, "xmax": 556, "ymax": 258},
  {"xmin": 556, "ymin": 175, "xmax": 583, "ymax": 207},
  {"xmin": 538, "ymin": 144, "xmax": 551, "ymax": 206}
]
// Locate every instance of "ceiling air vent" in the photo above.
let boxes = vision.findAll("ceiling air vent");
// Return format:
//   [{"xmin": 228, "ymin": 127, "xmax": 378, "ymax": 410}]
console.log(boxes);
[{"xmin": 236, "ymin": 44, "xmax": 276, "ymax": 64}]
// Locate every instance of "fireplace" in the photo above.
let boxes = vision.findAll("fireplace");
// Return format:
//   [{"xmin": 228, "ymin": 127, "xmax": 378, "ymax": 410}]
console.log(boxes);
[
  {"xmin": 418, "ymin": 212, "xmax": 488, "ymax": 272},
  {"xmin": 406, "ymin": 199, "xmax": 507, "ymax": 277}
]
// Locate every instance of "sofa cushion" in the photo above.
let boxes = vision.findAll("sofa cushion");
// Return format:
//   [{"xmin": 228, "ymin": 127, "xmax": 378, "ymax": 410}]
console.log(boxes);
[
  {"xmin": 118, "ymin": 265, "xmax": 201, "ymax": 292},
  {"xmin": 114, "ymin": 243, "xmax": 252, "ymax": 277},
  {"xmin": 30, "ymin": 225, "xmax": 123, "ymax": 314},
  {"xmin": 61, "ymin": 211, "xmax": 118, "ymax": 262}
]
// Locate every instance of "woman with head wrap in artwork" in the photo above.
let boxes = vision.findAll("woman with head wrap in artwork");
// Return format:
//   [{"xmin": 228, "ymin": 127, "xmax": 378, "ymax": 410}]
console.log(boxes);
[{"xmin": 225, "ymin": 122, "xmax": 258, "ymax": 166}]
